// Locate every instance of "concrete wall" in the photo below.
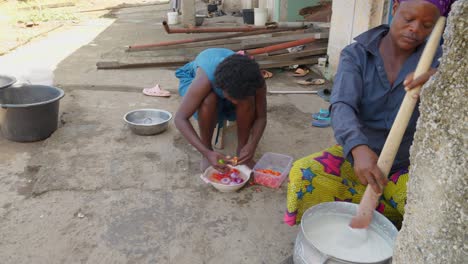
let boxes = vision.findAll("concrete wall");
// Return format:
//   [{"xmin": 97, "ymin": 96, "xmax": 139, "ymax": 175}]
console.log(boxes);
[
  {"xmin": 259, "ymin": 0, "xmax": 275, "ymax": 21},
  {"xmin": 393, "ymin": 1, "xmax": 467, "ymax": 263},
  {"xmin": 220, "ymin": 0, "xmax": 278, "ymax": 21},
  {"xmin": 223, "ymin": 0, "xmax": 242, "ymax": 11},
  {"xmin": 182, "ymin": 0, "xmax": 196, "ymax": 26},
  {"xmin": 241, "ymin": 0, "xmax": 254, "ymax": 9},
  {"xmin": 274, "ymin": 0, "xmax": 321, "ymax": 22},
  {"xmin": 327, "ymin": 0, "xmax": 387, "ymax": 75},
  {"xmin": 223, "ymin": 0, "xmax": 261, "ymax": 11},
  {"xmin": 279, "ymin": 0, "xmax": 287, "ymax": 22}
]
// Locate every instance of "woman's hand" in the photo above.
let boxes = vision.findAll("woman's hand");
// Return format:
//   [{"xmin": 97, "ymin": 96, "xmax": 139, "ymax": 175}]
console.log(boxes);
[
  {"xmin": 404, "ymin": 68, "xmax": 437, "ymax": 99},
  {"xmin": 205, "ymin": 151, "xmax": 228, "ymax": 172},
  {"xmin": 351, "ymin": 145, "xmax": 388, "ymax": 194},
  {"xmin": 238, "ymin": 143, "xmax": 256, "ymax": 166}
]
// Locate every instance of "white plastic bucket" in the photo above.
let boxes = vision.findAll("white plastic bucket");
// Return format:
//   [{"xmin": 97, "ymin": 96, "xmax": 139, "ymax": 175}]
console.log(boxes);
[
  {"xmin": 318, "ymin": 57, "xmax": 327, "ymax": 67},
  {"xmin": 254, "ymin": 8, "xmax": 268, "ymax": 26},
  {"xmin": 167, "ymin": 12, "xmax": 178, "ymax": 25}
]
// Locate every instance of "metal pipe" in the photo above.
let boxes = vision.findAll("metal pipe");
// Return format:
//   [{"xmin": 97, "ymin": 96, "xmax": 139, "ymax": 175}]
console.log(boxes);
[
  {"xmin": 247, "ymin": 37, "xmax": 316, "ymax": 55},
  {"xmin": 162, "ymin": 21, "xmax": 278, "ymax": 34},
  {"xmin": 276, "ymin": 21, "xmax": 330, "ymax": 28},
  {"xmin": 127, "ymin": 27, "xmax": 305, "ymax": 51}
]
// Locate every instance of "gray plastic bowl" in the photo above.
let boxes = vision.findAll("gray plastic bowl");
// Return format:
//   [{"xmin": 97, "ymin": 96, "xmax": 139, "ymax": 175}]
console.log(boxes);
[
  {"xmin": 195, "ymin": 15, "xmax": 205, "ymax": 26},
  {"xmin": 123, "ymin": 109, "xmax": 172, "ymax": 135},
  {"xmin": 0, "ymin": 84, "xmax": 65, "ymax": 142}
]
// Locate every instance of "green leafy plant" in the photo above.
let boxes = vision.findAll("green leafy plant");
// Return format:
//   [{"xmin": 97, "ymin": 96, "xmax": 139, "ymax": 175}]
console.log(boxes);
[{"xmin": 14, "ymin": 0, "xmax": 77, "ymax": 23}]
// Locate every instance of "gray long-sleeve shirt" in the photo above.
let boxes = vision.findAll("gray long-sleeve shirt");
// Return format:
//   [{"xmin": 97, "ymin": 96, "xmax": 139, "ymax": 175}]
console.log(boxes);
[{"xmin": 330, "ymin": 25, "xmax": 441, "ymax": 173}]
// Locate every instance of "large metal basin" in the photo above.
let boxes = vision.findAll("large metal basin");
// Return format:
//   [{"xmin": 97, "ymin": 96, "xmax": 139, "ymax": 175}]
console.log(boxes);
[
  {"xmin": 123, "ymin": 109, "xmax": 172, "ymax": 135},
  {"xmin": 0, "ymin": 84, "xmax": 65, "ymax": 142},
  {"xmin": 294, "ymin": 202, "xmax": 398, "ymax": 264},
  {"xmin": 0, "ymin": 74, "xmax": 16, "ymax": 89}
]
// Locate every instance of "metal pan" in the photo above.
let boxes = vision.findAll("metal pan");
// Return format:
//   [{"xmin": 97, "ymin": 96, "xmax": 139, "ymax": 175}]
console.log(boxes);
[{"xmin": 0, "ymin": 75, "xmax": 16, "ymax": 89}]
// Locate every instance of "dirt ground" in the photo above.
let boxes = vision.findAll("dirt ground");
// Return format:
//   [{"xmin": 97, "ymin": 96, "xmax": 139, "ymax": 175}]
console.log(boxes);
[
  {"xmin": 0, "ymin": 1, "xmax": 335, "ymax": 263},
  {"xmin": 0, "ymin": 0, "xmax": 169, "ymax": 55}
]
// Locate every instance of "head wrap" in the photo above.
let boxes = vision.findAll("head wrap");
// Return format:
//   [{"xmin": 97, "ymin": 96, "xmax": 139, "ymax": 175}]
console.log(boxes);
[{"xmin": 398, "ymin": 0, "xmax": 455, "ymax": 16}]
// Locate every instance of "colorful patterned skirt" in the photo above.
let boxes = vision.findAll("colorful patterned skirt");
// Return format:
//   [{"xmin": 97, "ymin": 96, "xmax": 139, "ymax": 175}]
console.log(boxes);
[{"xmin": 284, "ymin": 145, "xmax": 408, "ymax": 227}]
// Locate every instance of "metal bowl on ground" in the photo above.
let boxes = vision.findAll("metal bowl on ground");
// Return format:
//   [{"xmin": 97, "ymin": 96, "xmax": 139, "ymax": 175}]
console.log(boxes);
[
  {"xmin": 293, "ymin": 202, "xmax": 398, "ymax": 264},
  {"xmin": 123, "ymin": 109, "xmax": 172, "ymax": 135}
]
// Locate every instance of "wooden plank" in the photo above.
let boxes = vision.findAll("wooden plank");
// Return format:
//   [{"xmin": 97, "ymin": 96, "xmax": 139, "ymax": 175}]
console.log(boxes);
[
  {"xmin": 270, "ymin": 28, "xmax": 327, "ymax": 37},
  {"xmin": 241, "ymin": 32, "xmax": 329, "ymax": 49},
  {"xmin": 128, "ymin": 39, "xmax": 242, "ymax": 51},
  {"xmin": 268, "ymin": 49, "xmax": 326, "ymax": 60},
  {"xmin": 169, "ymin": 44, "xmax": 242, "ymax": 54},
  {"xmin": 266, "ymin": 47, "xmax": 326, "ymax": 59},
  {"xmin": 264, "ymin": 40, "xmax": 327, "ymax": 57},
  {"xmin": 259, "ymin": 40, "xmax": 326, "ymax": 57},
  {"xmin": 96, "ymin": 61, "xmax": 187, "ymax": 69},
  {"xmin": 258, "ymin": 56, "xmax": 320, "ymax": 69},
  {"xmin": 98, "ymin": 48, "xmax": 322, "ymax": 70},
  {"xmin": 96, "ymin": 55, "xmax": 193, "ymax": 69},
  {"xmin": 254, "ymin": 41, "xmax": 327, "ymax": 60},
  {"xmin": 271, "ymin": 30, "xmax": 307, "ymax": 37}
]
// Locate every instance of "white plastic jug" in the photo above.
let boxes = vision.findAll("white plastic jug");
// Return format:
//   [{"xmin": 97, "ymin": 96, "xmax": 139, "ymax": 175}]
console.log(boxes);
[
  {"xmin": 167, "ymin": 12, "xmax": 178, "ymax": 25},
  {"xmin": 254, "ymin": 8, "xmax": 268, "ymax": 26}
]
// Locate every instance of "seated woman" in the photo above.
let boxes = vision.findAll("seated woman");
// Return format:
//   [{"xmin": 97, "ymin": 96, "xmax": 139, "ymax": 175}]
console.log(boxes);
[
  {"xmin": 285, "ymin": 0, "xmax": 452, "ymax": 227},
  {"xmin": 174, "ymin": 48, "xmax": 267, "ymax": 172}
]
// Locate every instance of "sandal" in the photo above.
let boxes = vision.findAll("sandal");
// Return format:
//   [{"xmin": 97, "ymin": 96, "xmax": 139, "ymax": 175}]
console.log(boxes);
[
  {"xmin": 261, "ymin": 70, "xmax": 273, "ymax": 79},
  {"xmin": 296, "ymin": 78, "xmax": 325, "ymax": 85},
  {"xmin": 312, "ymin": 117, "xmax": 331, "ymax": 128},
  {"xmin": 312, "ymin": 108, "xmax": 330, "ymax": 120},
  {"xmin": 142, "ymin": 84, "xmax": 171, "ymax": 97},
  {"xmin": 291, "ymin": 67, "xmax": 310, "ymax": 77}
]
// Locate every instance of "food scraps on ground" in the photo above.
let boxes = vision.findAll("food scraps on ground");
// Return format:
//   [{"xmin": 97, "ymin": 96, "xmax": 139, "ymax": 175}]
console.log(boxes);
[{"xmin": 210, "ymin": 167, "xmax": 244, "ymax": 185}]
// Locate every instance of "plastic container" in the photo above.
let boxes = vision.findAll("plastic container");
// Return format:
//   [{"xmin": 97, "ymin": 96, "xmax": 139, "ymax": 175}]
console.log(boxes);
[
  {"xmin": 167, "ymin": 11, "xmax": 178, "ymax": 25},
  {"xmin": 0, "ymin": 84, "xmax": 65, "ymax": 142},
  {"xmin": 254, "ymin": 8, "xmax": 268, "ymax": 26},
  {"xmin": 207, "ymin": 4, "xmax": 218, "ymax": 13},
  {"xmin": 318, "ymin": 57, "xmax": 327, "ymax": 67},
  {"xmin": 253, "ymin": 152, "xmax": 293, "ymax": 188},
  {"xmin": 195, "ymin": 15, "xmax": 205, "ymax": 26},
  {"xmin": 242, "ymin": 9, "xmax": 254, "ymax": 24}
]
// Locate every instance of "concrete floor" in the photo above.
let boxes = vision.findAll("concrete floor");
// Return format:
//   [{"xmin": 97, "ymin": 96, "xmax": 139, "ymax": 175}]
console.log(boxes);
[{"xmin": 0, "ymin": 3, "xmax": 335, "ymax": 264}]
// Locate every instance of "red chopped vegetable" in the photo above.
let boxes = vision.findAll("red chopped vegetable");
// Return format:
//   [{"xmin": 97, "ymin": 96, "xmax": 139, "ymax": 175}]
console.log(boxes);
[
  {"xmin": 255, "ymin": 169, "xmax": 281, "ymax": 176},
  {"xmin": 209, "ymin": 167, "xmax": 244, "ymax": 185}
]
